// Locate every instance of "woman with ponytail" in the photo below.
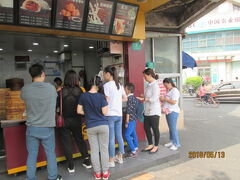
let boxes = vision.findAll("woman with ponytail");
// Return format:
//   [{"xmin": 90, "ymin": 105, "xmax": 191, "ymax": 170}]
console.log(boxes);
[
  {"xmin": 103, "ymin": 66, "xmax": 127, "ymax": 168},
  {"xmin": 140, "ymin": 68, "xmax": 161, "ymax": 154},
  {"xmin": 78, "ymin": 76, "xmax": 110, "ymax": 179},
  {"xmin": 160, "ymin": 78, "xmax": 181, "ymax": 151}
]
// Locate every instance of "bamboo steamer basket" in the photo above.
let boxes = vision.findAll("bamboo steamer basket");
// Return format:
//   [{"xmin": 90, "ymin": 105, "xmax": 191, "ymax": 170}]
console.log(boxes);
[
  {"xmin": 0, "ymin": 88, "xmax": 10, "ymax": 93},
  {"xmin": 0, "ymin": 89, "xmax": 10, "ymax": 100},
  {"xmin": 0, "ymin": 110, "xmax": 6, "ymax": 118},
  {"xmin": 6, "ymin": 115, "xmax": 25, "ymax": 120},
  {"xmin": 6, "ymin": 90, "xmax": 26, "ymax": 120},
  {"xmin": 6, "ymin": 101, "xmax": 25, "ymax": 107},
  {"xmin": 0, "ymin": 88, "xmax": 10, "ymax": 119},
  {"xmin": 0, "ymin": 103, "xmax": 6, "ymax": 108},
  {"xmin": 6, "ymin": 91, "xmax": 21, "ymax": 97},
  {"xmin": 0, "ymin": 110, "xmax": 6, "ymax": 114}
]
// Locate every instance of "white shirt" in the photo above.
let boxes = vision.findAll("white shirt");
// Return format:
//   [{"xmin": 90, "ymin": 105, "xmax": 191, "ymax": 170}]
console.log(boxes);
[
  {"xmin": 98, "ymin": 70, "xmax": 104, "ymax": 80},
  {"xmin": 163, "ymin": 87, "xmax": 180, "ymax": 113},
  {"xmin": 144, "ymin": 80, "xmax": 161, "ymax": 116},
  {"xmin": 104, "ymin": 81, "xmax": 126, "ymax": 116}
]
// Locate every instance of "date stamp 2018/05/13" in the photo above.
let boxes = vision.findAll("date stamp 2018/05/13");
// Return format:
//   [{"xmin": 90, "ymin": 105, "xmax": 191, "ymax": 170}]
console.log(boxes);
[{"xmin": 188, "ymin": 151, "xmax": 225, "ymax": 159}]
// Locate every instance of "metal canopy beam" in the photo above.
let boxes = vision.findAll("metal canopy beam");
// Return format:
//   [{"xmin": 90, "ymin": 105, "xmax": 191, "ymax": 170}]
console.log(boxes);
[
  {"xmin": 145, "ymin": 0, "xmax": 226, "ymax": 33},
  {"xmin": 178, "ymin": 0, "xmax": 226, "ymax": 31}
]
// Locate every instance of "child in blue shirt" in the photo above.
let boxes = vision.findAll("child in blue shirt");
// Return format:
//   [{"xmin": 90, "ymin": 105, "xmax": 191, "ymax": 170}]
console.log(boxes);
[{"xmin": 124, "ymin": 83, "xmax": 139, "ymax": 158}]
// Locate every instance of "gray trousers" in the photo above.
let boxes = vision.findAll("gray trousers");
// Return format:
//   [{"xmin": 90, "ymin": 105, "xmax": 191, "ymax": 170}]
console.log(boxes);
[{"xmin": 87, "ymin": 125, "xmax": 109, "ymax": 173}]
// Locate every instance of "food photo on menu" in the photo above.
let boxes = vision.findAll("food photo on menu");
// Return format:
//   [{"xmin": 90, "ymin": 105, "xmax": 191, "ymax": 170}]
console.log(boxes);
[
  {"xmin": 57, "ymin": 0, "xmax": 84, "ymax": 23},
  {"xmin": 88, "ymin": 0, "xmax": 105, "ymax": 25},
  {"xmin": 114, "ymin": 18, "xmax": 125, "ymax": 35},
  {"xmin": 19, "ymin": 0, "xmax": 52, "ymax": 27},
  {"xmin": 20, "ymin": 0, "xmax": 51, "ymax": 13},
  {"xmin": 113, "ymin": 3, "xmax": 138, "ymax": 36},
  {"xmin": 86, "ymin": 0, "xmax": 113, "ymax": 33}
]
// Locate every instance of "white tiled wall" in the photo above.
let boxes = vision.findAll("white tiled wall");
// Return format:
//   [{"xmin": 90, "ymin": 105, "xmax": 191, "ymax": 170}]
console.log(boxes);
[
  {"xmin": 0, "ymin": 50, "xmax": 100, "ymax": 88},
  {"xmin": 0, "ymin": 52, "xmax": 60, "ymax": 88}
]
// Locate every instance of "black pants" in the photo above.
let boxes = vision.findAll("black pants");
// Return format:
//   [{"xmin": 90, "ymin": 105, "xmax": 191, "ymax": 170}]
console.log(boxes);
[
  {"xmin": 144, "ymin": 115, "xmax": 160, "ymax": 146},
  {"xmin": 59, "ymin": 118, "xmax": 89, "ymax": 165},
  {"xmin": 201, "ymin": 95, "xmax": 209, "ymax": 102}
]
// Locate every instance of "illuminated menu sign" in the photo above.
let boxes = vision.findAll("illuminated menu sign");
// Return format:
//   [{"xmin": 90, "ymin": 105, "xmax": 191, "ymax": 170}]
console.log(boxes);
[
  {"xmin": 86, "ymin": 0, "xmax": 114, "ymax": 34},
  {"xmin": 0, "ymin": 0, "xmax": 14, "ymax": 23},
  {"xmin": 19, "ymin": 0, "xmax": 53, "ymax": 27},
  {"xmin": 112, "ymin": 3, "xmax": 138, "ymax": 36},
  {"xmin": 55, "ymin": 0, "xmax": 86, "ymax": 31}
]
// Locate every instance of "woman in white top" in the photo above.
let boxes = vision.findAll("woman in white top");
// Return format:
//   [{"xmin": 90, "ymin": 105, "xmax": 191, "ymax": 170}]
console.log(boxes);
[
  {"xmin": 160, "ymin": 78, "xmax": 181, "ymax": 151},
  {"xmin": 103, "ymin": 66, "xmax": 127, "ymax": 168},
  {"xmin": 140, "ymin": 68, "xmax": 161, "ymax": 154}
]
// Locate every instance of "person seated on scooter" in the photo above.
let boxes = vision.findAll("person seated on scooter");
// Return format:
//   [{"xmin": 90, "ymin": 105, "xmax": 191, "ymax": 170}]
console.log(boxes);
[{"xmin": 198, "ymin": 83, "xmax": 209, "ymax": 102}]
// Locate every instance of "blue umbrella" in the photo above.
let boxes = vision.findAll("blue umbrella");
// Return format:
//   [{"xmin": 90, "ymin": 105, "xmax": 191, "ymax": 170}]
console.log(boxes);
[{"xmin": 182, "ymin": 51, "xmax": 197, "ymax": 69}]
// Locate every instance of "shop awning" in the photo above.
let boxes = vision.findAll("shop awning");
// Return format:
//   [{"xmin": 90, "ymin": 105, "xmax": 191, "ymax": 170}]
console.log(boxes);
[{"xmin": 182, "ymin": 51, "xmax": 197, "ymax": 69}]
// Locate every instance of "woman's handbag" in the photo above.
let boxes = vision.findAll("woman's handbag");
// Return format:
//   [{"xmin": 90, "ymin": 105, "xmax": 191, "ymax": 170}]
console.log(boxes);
[{"xmin": 56, "ymin": 90, "xmax": 64, "ymax": 128}]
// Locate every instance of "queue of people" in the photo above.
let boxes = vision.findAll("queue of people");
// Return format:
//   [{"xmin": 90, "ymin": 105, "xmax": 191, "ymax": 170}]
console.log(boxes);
[{"xmin": 21, "ymin": 64, "xmax": 181, "ymax": 180}]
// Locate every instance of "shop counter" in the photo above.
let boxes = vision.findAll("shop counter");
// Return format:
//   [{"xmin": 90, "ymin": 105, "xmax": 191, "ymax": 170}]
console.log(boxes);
[
  {"xmin": 1, "ymin": 116, "xmax": 145, "ymax": 175},
  {"xmin": 1, "ymin": 120, "xmax": 84, "ymax": 175}
]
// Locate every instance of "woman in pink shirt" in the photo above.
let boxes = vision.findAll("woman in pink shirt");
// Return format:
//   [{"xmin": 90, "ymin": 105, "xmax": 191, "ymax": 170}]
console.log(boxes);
[{"xmin": 198, "ymin": 83, "xmax": 208, "ymax": 102}]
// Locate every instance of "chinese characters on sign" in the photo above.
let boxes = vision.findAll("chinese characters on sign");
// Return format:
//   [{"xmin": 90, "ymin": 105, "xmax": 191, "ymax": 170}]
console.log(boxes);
[{"xmin": 186, "ymin": 14, "xmax": 240, "ymax": 33}]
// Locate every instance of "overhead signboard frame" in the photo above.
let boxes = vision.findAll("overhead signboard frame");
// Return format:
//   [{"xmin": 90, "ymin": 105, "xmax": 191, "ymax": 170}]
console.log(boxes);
[{"xmin": 0, "ymin": 0, "xmax": 140, "ymax": 38}]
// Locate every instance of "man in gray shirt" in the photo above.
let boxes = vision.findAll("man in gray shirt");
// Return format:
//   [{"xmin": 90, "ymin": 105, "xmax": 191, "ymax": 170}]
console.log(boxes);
[{"xmin": 21, "ymin": 64, "xmax": 62, "ymax": 180}]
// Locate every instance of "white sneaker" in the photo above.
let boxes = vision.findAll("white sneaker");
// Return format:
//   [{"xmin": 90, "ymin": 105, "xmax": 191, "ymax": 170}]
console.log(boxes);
[
  {"xmin": 164, "ymin": 142, "xmax": 173, "ymax": 148},
  {"xmin": 115, "ymin": 156, "xmax": 123, "ymax": 164},
  {"xmin": 170, "ymin": 145, "xmax": 178, "ymax": 151},
  {"xmin": 109, "ymin": 161, "xmax": 115, "ymax": 168},
  {"xmin": 68, "ymin": 167, "xmax": 75, "ymax": 173}
]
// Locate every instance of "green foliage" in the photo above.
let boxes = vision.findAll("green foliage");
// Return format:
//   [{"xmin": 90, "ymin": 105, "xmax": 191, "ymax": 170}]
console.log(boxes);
[{"xmin": 186, "ymin": 76, "xmax": 203, "ymax": 90}]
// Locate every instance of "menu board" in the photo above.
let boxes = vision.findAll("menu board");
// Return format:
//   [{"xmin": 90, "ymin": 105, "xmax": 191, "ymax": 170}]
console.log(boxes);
[
  {"xmin": 55, "ymin": 0, "xmax": 86, "ymax": 31},
  {"xmin": 86, "ymin": 0, "xmax": 114, "ymax": 34},
  {"xmin": 112, "ymin": 3, "xmax": 138, "ymax": 37},
  {"xmin": 0, "ymin": 0, "xmax": 14, "ymax": 23},
  {"xmin": 19, "ymin": 0, "xmax": 52, "ymax": 27}
]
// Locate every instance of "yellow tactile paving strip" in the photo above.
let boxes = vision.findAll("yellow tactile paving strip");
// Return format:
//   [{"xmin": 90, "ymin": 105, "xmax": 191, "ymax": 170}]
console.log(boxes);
[{"xmin": 130, "ymin": 173, "xmax": 155, "ymax": 180}]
